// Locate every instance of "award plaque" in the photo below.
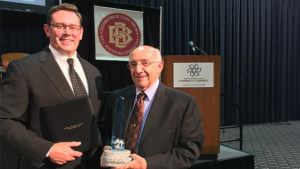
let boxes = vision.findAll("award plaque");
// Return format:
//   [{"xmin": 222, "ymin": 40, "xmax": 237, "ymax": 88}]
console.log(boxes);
[{"xmin": 102, "ymin": 96, "xmax": 133, "ymax": 167}]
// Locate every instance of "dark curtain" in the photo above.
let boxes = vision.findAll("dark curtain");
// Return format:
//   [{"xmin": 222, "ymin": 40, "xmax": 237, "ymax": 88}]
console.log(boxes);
[
  {"xmin": 0, "ymin": 10, "xmax": 49, "ymax": 55},
  {"xmin": 1, "ymin": 0, "xmax": 300, "ymax": 125},
  {"xmin": 101, "ymin": 0, "xmax": 300, "ymax": 125}
]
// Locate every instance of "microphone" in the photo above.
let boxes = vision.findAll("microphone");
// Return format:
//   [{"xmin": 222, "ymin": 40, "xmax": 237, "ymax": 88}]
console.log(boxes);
[
  {"xmin": 189, "ymin": 41, "xmax": 197, "ymax": 53},
  {"xmin": 188, "ymin": 41, "xmax": 208, "ymax": 55}
]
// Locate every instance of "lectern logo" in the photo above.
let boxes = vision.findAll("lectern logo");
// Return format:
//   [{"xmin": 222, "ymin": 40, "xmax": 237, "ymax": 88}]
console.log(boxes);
[
  {"xmin": 98, "ymin": 13, "xmax": 141, "ymax": 56},
  {"xmin": 187, "ymin": 64, "xmax": 202, "ymax": 77}
]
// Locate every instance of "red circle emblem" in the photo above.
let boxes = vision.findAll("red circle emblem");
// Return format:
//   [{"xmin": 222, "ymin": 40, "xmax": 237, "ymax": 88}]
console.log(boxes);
[{"xmin": 98, "ymin": 13, "xmax": 141, "ymax": 57}]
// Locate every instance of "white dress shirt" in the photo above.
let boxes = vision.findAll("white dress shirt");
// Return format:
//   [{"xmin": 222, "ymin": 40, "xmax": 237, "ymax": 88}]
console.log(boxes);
[{"xmin": 49, "ymin": 45, "xmax": 89, "ymax": 94}]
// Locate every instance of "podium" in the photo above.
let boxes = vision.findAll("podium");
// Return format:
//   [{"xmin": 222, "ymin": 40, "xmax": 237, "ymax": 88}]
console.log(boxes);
[{"xmin": 162, "ymin": 55, "xmax": 220, "ymax": 157}]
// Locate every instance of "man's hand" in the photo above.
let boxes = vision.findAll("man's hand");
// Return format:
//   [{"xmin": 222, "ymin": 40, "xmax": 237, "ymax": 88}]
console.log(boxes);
[
  {"xmin": 100, "ymin": 146, "xmax": 111, "ymax": 168},
  {"xmin": 48, "ymin": 142, "xmax": 82, "ymax": 165},
  {"xmin": 113, "ymin": 154, "xmax": 147, "ymax": 169}
]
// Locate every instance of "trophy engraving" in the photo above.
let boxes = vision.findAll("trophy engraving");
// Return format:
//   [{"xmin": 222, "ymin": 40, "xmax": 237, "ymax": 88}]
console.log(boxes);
[{"xmin": 102, "ymin": 96, "xmax": 132, "ymax": 167}]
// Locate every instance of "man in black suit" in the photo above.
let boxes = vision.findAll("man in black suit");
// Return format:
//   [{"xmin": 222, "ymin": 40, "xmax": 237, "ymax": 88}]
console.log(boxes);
[
  {"xmin": 0, "ymin": 3, "xmax": 102, "ymax": 169},
  {"xmin": 101, "ymin": 45, "xmax": 204, "ymax": 169}
]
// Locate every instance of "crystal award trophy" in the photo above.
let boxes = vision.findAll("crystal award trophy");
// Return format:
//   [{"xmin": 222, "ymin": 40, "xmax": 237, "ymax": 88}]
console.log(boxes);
[{"xmin": 102, "ymin": 96, "xmax": 132, "ymax": 167}]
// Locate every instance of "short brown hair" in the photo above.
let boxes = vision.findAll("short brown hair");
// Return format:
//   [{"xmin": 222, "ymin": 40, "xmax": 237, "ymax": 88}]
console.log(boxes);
[{"xmin": 47, "ymin": 3, "xmax": 82, "ymax": 26}]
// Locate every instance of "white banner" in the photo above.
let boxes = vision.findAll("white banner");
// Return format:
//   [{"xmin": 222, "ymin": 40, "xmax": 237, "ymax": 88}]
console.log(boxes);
[
  {"xmin": 94, "ymin": 6, "xmax": 144, "ymax": 61},
  {"xmin": 173, "ymin": 62, "xmax": 214, "ymax": 88}
]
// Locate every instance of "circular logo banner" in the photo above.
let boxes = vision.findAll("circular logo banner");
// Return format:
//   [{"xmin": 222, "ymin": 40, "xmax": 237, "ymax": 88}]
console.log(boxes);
[{"xmin": 98, "ymin": 13, "xmax": 141, "ymax": 57}]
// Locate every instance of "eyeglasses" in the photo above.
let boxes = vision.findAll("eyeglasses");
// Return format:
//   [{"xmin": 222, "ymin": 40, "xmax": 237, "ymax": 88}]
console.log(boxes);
[
  {"xmin": 49, "ymin": 23, "xmax": 81, "ymax": 32},
  {"xmin": 128, "ymin": 61, "xmax": 161, "ymax": 69}
]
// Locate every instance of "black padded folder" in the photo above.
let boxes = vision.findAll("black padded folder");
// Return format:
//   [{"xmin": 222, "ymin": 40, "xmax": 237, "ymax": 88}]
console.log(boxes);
[{"xmin": 40, "ymin": 96, "xmax": 101, "ymax": 152}]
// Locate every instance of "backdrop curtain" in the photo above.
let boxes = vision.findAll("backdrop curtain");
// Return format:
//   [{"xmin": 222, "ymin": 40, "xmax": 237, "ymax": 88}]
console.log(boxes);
[
  {"xmin": 100, "ymin": 0, "xmax": 300, "ymax": 125},
  {"xmin": 1, "ymin": 0, "xmax": 299, "ymax": 125}
]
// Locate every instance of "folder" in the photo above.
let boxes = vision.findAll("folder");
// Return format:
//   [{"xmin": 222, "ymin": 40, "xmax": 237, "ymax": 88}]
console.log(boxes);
[{"xmin": 40, "ymin": 96, "xmax": 101, "ymax": 152}]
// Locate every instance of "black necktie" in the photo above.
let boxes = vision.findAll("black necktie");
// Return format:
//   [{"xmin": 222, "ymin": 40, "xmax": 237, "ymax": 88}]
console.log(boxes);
[{"xmin": 67, "ymin": 58, "xmax": 87, "ymax": 96}]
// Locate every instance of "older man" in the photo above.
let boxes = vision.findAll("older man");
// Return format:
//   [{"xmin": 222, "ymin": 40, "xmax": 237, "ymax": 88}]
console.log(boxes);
[{"xmin": 101, "ymin": 45, "xmax": 204, "ymax": 169}]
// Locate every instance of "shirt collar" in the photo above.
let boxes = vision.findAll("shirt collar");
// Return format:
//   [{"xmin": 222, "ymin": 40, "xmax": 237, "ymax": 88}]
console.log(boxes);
[
  {"xmin": 136, "ymin": 79, "xmax": 159, "ymax": 101},
  {"xmin": 49, "ymin": 44, "xmax": 77, "ymax": 61}
]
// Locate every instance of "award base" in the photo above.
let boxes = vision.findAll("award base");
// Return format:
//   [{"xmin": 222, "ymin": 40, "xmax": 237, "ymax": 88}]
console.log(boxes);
[{"xmin": 102, "ymin": 149, "xmax": 132, "ymax": 167}]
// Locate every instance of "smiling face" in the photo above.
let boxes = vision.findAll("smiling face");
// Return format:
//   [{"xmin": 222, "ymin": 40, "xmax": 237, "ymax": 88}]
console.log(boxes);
[
  {"xmin": 43, "ymin": 10, "xmax": 83, "ymax": 57},
  {"xmin": 129, "ymin": 46, "xmax": 164, "ymax": 91}
]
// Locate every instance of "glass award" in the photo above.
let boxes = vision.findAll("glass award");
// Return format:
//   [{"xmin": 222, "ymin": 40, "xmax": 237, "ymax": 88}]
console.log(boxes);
[{"xmin": 102, "ymin": 96, "xmax": 132, "ymax": 167}]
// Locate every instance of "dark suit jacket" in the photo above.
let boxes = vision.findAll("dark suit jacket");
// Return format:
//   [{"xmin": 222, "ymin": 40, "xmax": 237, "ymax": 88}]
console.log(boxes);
[
  {"xmin": 100, "ymin": 83, "xmax": 204, "ymax": 169},
  {"xmin": 0, "ymin": 48, "xmax": 102, "ymax": 169}
]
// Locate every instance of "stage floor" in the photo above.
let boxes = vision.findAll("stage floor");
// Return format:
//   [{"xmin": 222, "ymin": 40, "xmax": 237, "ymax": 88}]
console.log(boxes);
[
  {"xmin": 221, "ymin": 121, "xmax": 300, "ymax": 169},
  {"xmin": 190, "ymin": 145, "xmax": 254, "ymax": 169}
]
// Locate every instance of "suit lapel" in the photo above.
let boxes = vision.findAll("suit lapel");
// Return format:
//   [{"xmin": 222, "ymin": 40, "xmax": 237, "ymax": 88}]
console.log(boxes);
[
  {"xmin": 78, "ymin": 56, "xmax": 101, "ymax": 113},
  {"xmin": 139, "ymin": 83, "xmax": 167, "ymax": 145},
  {"xmin": 39, "ymin": 48, "xmax": 74, "ymax": 100}
]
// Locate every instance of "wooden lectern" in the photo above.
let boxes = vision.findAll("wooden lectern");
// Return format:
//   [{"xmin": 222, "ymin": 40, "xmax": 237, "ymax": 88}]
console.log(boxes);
[{"xmin": 162, "ymin": 55, "xmax": 220, "ymax": 157}]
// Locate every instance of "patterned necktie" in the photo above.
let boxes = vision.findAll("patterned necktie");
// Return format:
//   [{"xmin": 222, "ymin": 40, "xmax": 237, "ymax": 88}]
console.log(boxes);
[
  {"xmin": 125, "ymin": 92, "xmax": 147, "ymax": 153},
  {"xmin": 67, "ymin": 58, "xmax": 87, "ymax": 96}
]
